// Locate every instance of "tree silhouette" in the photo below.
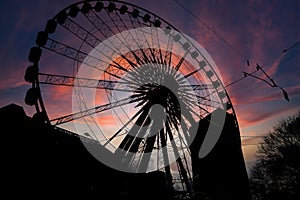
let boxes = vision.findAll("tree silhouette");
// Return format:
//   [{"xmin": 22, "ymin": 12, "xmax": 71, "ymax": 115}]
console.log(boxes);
[{"xmin": 250, "ymin": 111, "xmax": 300, "ymax": 200}]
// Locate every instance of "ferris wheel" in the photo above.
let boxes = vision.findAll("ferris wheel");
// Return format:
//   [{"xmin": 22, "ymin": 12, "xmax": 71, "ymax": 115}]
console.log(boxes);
[{"xmin": 24, "ymin": 0, "xmax": 238, "ymax": 198}]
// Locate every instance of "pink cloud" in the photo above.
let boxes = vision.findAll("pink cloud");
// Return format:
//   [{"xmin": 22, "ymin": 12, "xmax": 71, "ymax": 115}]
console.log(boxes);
[
  {"xmin": 236, "ymin": 103, "xmax": 299, "ymax": 131},
  {"xmin": 0, "ymin": 60, "xmax": 28, "ymax": 90}
]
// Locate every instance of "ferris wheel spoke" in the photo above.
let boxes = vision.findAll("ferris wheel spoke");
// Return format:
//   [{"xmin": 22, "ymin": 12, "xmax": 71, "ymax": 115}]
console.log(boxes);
[
  {"xmin": 59, "ymin": 16, "xmax": 131, "ymax": 74},
  {"xmin": 117, "ymin": 103, "xmax": 151, "ymax": 151},
  {"xmin": 174, "ymin": 124, "xmax": 192, "ymax": 179},
  {"xmin": 50, "ymin": 96, "xmax": 141, "ymax": 125},
  {"xmin": 149, "ymin": 20, "xmax": 165, "ymax": 64},
  {"xmin": 151, "ymin": 35, "xmax": 163, "ymax": 64},
  {"xmin": 104, "ymin": 10, "xmax": 154, "ymax": 66},
  {"xmin": 165, "ymin": 122, "xmax": 192, "ymax": 192},
  {"xmin": 44, "ymin": 38, "xmax": 121, "ymax": 78},
  {"xmin": 114, "ymin": 104, "xmax": 152, "ymax": 167},
  {"xmin": 179, "ymin": 94, "xmax": 210, "ymax": 116},
  {"xmin": 165, "ymin": 122, "xmax": 180, "ymax": 158},
  {"xmin": 38, "ymin": 71, "xmax": 138, "ymax": 92},
  {"xmin": 173, "ymin": 51, "xmax": 188, "ymax": 73},
  {"xmin": 159, "ymin": 128, "xmax": 173, "ymax": 184},
  {"xmin": 74, "ymin": 10, "xmax": 140, "ymax": 76},
  {"xmin": 139, "ymin": 49, "xmax": 153, "ymax": 64},
  {"xmin": 189, "ymin": 84, "xmax": 215, "ymax": 90},
  {"xmin": 164, "ymin": 28, "xmax": 174, "ymax": 66},
  {"xmin": 132, "ymin": 16, "xmax": 165, "ymax": 64},
  {"xmin": 119, "ymin": 9, "xmax": 154, "ymax": 61},
  {"xmin": 104, "ymin": 103, "xmax": 149, "ymax": 146},
  {"xmin": 108, "ymin": 11, "xmax": 148, "ymax": 65},
  {"xmin": 178, "ymin": 116, "xmax": 192, "ymax": 146},
  {"xmin": 150, "ymin": 28, "xmax": 163, "ymax": 63},
  {"xmin": 61, "ymin": 17, "xmax": 100, "ymax": 48},
  {"xmin": 181, "ymin": 99, "xmax": 206, "ymax": 123},
  {"xmin": 175, "ymin": 157, "xmax": 192, "ymax": 192},
  {"xmin": 128, "ymin": 51, "xmax": 145, "ymax": 66},
  {"xmin": 196, "ymin": 95, "xmax": 223, "ymax": 108},
  {"xmin": 178, "ymin": 68, "xmax": 200, "ymax": 81},
  {"xmin": 84, "ymin": 9, "xmax": 142, "ymax": 67},
  {"xmin": 137, "ymin": 104, "xmax": 170, "ymax": 171},
  {"xmin": 46, "ymin": 37, "xmax": 139, "ymax": 82},
  {"xmin": 136, "ymin": 134, "xmax": 157, "ymax": 172},
  {"xmin": 178, "ymin": 85, "xmax": 222, "ymax": 108},
  {"xmin": 38, "ymin": 73, "xmax": 134, "ymax": 91}
]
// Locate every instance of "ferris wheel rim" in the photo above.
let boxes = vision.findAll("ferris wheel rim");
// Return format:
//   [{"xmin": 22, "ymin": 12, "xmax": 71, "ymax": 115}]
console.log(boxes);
[
  {"xmin": 34, "ymin": 0, "xmax": 236, "ymax": 124},
  {"xmin": 24, "ymin": 0, "xmax": 240, "ymax": 195}
]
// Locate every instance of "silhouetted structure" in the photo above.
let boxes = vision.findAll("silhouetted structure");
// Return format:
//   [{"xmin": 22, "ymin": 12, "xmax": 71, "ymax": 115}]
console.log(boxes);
[
  {"xmin": 0, "ymin": 104, "xmax": 171, "ymax": 199},
  {"xmin": 190, "ymin": 108, "xmax": 252, "ymax": 200},
  {"xmin": 1, "ymin": 104, "xmax": 251, "ymax": 199}
]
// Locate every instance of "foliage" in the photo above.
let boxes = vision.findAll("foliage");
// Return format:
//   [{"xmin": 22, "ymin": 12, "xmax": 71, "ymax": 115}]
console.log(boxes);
[{"xmin": 249, "ymin": 111, "xmax": 300, "ymax": 200}]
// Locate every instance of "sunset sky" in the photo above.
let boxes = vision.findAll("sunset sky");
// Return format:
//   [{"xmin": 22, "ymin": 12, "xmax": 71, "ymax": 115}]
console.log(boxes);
[{"xmin": 0, "ymin": 0, "xmax": 299, "ymax": 171}]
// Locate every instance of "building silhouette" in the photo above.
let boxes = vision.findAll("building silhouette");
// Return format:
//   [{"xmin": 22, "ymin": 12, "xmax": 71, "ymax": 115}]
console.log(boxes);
[
  {"xmin": 190, "ymin": 108, "xmax": 252, "ymax": 200},
  {"xmin": 0, "ymin": 103, "xmax": 171, "ymax": 199},
  {"xmin": 1, "ymin": 104, "xmax": 251, "ymax": 199}
]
